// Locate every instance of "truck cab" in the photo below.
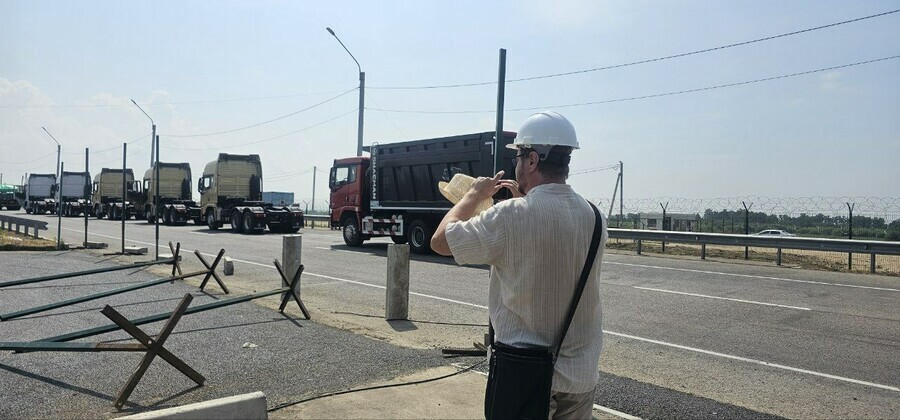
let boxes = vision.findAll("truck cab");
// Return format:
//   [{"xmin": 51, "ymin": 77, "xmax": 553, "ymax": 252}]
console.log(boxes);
[
  {"xmin": 142, "ymin": 162, "xmax": 200, "ymax": 225},
  {"xmin": 198, "ymin": 153, "xmax": 302, "ymax": 234},
  {"xmin": 25, "ymin": 173, "xmax": 57, "ymax": 214},
  {"xmin": 58, "ymin": 171, "xmax": 91, "ymax": 217},
  {"xmin": 91, "ymin": 168, "xmax": 138, "ymax": 220}
]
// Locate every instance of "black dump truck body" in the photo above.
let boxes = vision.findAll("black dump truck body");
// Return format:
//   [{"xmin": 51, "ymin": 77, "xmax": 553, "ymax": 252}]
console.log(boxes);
[{"xmin": 331, "ymin": 131, "xmax": 517, "ymax": 253}]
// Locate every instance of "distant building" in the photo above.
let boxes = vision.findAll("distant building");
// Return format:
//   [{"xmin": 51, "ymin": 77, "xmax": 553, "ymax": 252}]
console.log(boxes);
[{"xmin": 638, "ymin": 212, "xmax": 700, "ymax": 232}]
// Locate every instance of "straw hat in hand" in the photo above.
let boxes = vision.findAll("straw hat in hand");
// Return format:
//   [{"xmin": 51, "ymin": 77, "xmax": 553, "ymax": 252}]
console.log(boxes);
[{"xmin": 438, "ymin": 173, "xmax": 494, "ymax": 214}]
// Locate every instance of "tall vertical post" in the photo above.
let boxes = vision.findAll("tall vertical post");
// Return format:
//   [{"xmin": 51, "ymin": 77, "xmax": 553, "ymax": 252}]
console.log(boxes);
[
  {"xmin": 55, "ymin": 144, "xmax": 61, "ymax": 197},
  {"xmin": 494, "ymin": 48, "xmax": 507, "ymax": 175},
  {"xmin": 357, "ymin": 72, "xmax": 365, "ymax": 156},
  {"xmin": 742, "ymin": 201, "xmax": 752, "ymax": 260},
  {"xmin": 660, "ymin": 202, "xmax": 668, "ymax": 253},
  {"xmin": 311, "ymin": 166, "xmax": 317, "ymax": 213},
  {"xmin": 150, "ymin": 124, "xmax": 156, "ymax": 167},
  {"xmin": 847, "ymin": 202, "xmax": 854, "ymax": 270},
  {"xmin": 619, "ymin": 161, "xmax": 624, "ymax": 227},
  {"xmin": 56, "ymin": 162, "xmax": 64, "ymax": 250},
  {"xmin": 386, "ymin": 243, "xmax": 410, "ymax": 320},
  {"xmin": 84, "ymin": 148, "xmax": 89, "ymax": 247},
  {"xmin": 282, "ymin": 235, "xmax": 303, "ymax": 304},
  {"xmin": 607, "ymin": 174, "xmax": 619, "ymax": 219},
  {"xmin": 121, "ymin": 143, "xmax": 127, "ymax": 254},
  {"xmin": 155, "ymin": 134, "xmax": 160, "ymax": 260}
]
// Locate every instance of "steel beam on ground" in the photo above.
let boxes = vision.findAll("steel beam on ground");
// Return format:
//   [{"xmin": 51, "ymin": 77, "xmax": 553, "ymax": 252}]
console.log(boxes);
[
  {"xmin": 0, "ymin": 269, "xmax": 208, "ymax": 321},
  {"xmin": 0, "ymin": 257, "xmax": 175, "ymax": 289},
  {"xmin": 35, "ymin": 288, "xmax": 290, "ymax": 344}
]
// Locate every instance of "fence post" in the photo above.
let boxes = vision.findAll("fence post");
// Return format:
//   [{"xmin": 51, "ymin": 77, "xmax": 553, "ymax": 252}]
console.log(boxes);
[
  {"xmin": 57, "ymin": 162, "xmax": 64, "ymax": 249},
  {"xmin": 636, "ymin": 239, "xmax": 642, "ymax": 255},
  {"xmin": 776, "ymin": 248, "xmax": 782, "ymax": 266},
  {"xmin": 282, "ymin": 235, "xmax": 303, "ymax": 304},
  {"xmin": 742, "ymin": 201, "xmax": 752, "ymax": 260},
  {"xmin": 847, "ymin": 202, "xmax": 854, "ymax": 270},
  {"xmin": 386, "ymin": 243, "xmax": 410, "ymax": 320},
  {"xmin": 701, "ymin": 243, "xmax": 706, "ymax": 260},
  {"xmin": 869, "ymin": 254, "xmax": 875, "ymax": 274},
  {"xmin": 659, "ymin": 202, "xmax": 668, "ymax": 253}
]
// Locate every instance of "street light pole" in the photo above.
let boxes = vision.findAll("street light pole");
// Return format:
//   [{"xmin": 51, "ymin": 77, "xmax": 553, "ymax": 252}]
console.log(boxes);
[
  {"xmin": 130, "ymin": 100, "xmax": 160, "ymax": 260},
  {"xmin": 41, "ymin": 127, "xmax": 62, "ymax": 248},
  {"xmin": 326, "ymin": 27, "xmax": 364, "ymax": 157}
]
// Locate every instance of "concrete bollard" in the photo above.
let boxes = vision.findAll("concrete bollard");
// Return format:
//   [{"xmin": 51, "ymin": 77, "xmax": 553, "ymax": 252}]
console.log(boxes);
[
  {"xmin": 282, "ymin": 235, "xmax": 302, "ymax": 302},
  {"xmin": 386, "ymin": 243, "xmax": 410, "ymax": 320},
  {"xmin": 223, "ymin": 257, "xmax": 235, "ymax": 276}
]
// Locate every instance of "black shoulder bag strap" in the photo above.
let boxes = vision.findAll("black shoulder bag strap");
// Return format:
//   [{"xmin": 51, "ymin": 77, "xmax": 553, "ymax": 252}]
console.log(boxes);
[{"xmin": 553, "ymin": 201, "xmax": 603, "ymax": 362}]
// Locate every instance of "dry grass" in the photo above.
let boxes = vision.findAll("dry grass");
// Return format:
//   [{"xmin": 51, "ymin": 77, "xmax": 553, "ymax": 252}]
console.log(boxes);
[
  {"xmin": 0, "ymin": 230, "xmax": 58, "ymax": 251},
  {"xmin": 606, "ymin": 240, "xmax": 900, "ymax": 276}
]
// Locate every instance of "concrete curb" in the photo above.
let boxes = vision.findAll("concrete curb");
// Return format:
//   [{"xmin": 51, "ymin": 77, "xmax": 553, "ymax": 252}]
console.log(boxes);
[{"xmin": 115, "ymin": 391, "xmax": 267, "ymax": 420}]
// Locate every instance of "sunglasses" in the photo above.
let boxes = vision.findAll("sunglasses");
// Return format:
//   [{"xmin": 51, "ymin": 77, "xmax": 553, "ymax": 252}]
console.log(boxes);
[{"xmin": 511, "ymin": 148, "xmax": 535, "ymax": 167}]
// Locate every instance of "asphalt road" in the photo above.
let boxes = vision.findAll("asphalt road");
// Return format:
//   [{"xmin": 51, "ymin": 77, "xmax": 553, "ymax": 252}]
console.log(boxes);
[{"xmin": 8, "ymin": 211, "xmax": 900, "ymax": 419}]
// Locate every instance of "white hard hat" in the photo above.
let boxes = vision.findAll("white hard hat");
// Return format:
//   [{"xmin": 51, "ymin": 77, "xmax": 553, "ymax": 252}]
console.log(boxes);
[{"xmin": 507, "ymin": 111, "xmax": 579, "ymax": 151}]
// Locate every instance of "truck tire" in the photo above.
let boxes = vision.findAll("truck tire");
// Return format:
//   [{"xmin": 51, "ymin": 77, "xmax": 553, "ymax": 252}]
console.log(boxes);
[
  {"xmin": 342, "ymin": 216, "xmax": 363, "ymax": 247},
  {"xmin": 107, "ymin": 207, "xmax": 116, "ymax": 220},
  {"xmin": 164, "ymin": 208, "xmax": 173, "ymax": 226},
  {"xmin": 206, "ymin": 210, "xmax": 219, "ymax": 230},
  {"xmin": 390, "ymin": 235, "xmax": 408, "ymax": 245},
  {"xmin": 242, "ymin": 209, "xmax": 258, "ymax": 234},
  {"xmin": 408, "ymin": 220, "xmax": 432, "ymax": 254},
  {"xmin": 230, "ymin": 209, "xmax": 243, "ymax": 233}
]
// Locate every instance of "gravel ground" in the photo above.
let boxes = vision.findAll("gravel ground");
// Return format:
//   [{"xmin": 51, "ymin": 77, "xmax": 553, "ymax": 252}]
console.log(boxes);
[{"xmin": 0, "ymin": 250, "xmax": 448, "ymax": 419}]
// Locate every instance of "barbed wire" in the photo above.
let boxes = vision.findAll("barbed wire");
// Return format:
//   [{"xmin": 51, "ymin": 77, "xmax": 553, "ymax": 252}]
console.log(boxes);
[{"xmin": 591, "ymin": 196, "xmax": 900, "ymax": 219}]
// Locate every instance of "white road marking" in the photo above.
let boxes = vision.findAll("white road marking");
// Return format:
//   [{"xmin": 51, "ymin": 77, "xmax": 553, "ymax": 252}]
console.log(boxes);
[
  {"xmin": 55, "ymin": 225, "xmax": 899, "ymax": 393},
  {"xmin": 603, "ymin": 330, "xmax": 899, "ymax": 392},
  {"xmin": 593, "ymin": 404, "xmax": 642, "ymax": 420},
  {"xmin": 633, "ymin": 286, "xmax": 811, "ymax": 311},
  {"xmin": 314, "ymin": 246, "xmax": 362, "ymax": 254},
  {"xmin": 606, "ymin": 261, "xmax": 900, "ymax": 292}
]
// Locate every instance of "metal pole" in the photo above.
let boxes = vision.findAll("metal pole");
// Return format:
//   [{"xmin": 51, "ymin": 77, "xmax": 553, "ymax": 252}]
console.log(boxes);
[
  {"xmin": 619, "ymin": 161, "xmax": 624, "ymax": 228},
  {"xmin": 494, "ymin": 48, "xmax": 507, "ymax": 175},
  {"xmin": 607, "ymin": 173, "xmax": 619, "ymax": 218},
  {"xmin": 155, "ymin": 134, "xmax": 160, "ymax": 260},
  {"xmin": 847, "ymin": 202, "xmax": 854, "ymax": 270},
  {"xmin": 56, "ymin": 162, "xmax": 63, "ymax": 250},
  {"xmin": 311, "ymin": 166, "xmax": 316, "ymax": 213},
  {"xmin": 84, "ymin": 148, "xmax": 89, "ymax": 247},
  {"xmin": 742, "ymin": 201, "xmax": 752, "ymax": 260},
  {"xmin": 150, "ymin": 124, "xmax": 156, "ymax": 167},
  {"xmin": 121, "ymin": 143, "xmax": 126, "ymax": 254},
  {"xmin": 660, "ymin": 202, "xmax": 668, "ymax": 253},
  {"xmin": 358, "ymin": 72, "xmax": 365, "ymax": 156}
]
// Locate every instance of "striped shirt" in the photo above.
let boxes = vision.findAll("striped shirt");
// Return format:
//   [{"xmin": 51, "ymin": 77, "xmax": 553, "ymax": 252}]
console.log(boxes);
[{"xmin": 446, "ymin": 183, "xmax": 607, "ymax": 393}]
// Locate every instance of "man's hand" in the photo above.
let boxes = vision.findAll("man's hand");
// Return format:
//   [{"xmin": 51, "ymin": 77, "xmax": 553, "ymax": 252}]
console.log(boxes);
[
  {"xmin": 466, "ymin": 171, "xmax": 505, "ymax": 201},
  {"xmin": 498, "ymin": 179, "xmax": 524, "ymax": 198}
]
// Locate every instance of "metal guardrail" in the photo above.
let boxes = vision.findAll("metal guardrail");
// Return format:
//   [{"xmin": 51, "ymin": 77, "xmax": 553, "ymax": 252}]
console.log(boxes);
[
  {"xmin": 607, "ymin": 228, "xmax": 900, "ymax": 274},
  {"xmin": 0, "ymin": 214, "xmax": 49, "ymax": 239},
  {"xmin": 304, "ymin": 214, "xmax": 330, "ymax": 228}
]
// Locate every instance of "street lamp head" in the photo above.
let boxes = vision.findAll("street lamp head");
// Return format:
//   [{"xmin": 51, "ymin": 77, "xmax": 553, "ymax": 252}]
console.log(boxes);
[{"xmin": 326, "ymin": 27, "xmax": 335, "ymax": 36}]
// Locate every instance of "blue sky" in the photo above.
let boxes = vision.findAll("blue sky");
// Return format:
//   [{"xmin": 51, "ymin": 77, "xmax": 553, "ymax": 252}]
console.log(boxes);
[{"xmin": 1, "ymin": 0, "xmax": 898, "ymax": 210}]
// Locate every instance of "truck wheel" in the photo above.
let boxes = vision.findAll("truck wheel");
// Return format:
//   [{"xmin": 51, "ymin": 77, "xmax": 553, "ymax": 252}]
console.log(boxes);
[
  {"xmin": 206, "ymin": 210, "xmax": 219, "ymax": 230},
  {"xmin": 230, "ymin": 209, "xmax": 243, "ymax": 233},
  {"xmin": 342, "ymin": 216, "xmax": 363, "ymax": 247},
  {"xmin": 242, "ymin": 209, "xmax": 257, "ymax": 233},
  {"xmin": 408, "ymin": 220, "xmax": 432, "ymax": 254},
  {"xmin": 391, "ymin": 235, "xmax": 408, "ymax": 245},
  {"xmin": 193, "ymin": 216, "xmax": 203, "ymax": 226}
]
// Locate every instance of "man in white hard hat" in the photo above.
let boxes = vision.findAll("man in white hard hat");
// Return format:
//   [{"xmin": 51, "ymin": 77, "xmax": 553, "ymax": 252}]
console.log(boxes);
[{"xmin": 432, "ymin": 111, "xmax": 607, "ymax": 419}]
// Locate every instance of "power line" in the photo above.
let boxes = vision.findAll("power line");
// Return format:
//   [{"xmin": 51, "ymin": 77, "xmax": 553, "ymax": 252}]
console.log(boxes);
[
  {"xmin": 368, "ymin": 9, "xmax": 900, "ymax": 90},
  {"xmin": 0, "ymin": 151, "xmax": 57, "ymax": 165},
  {"xmin": 60, "ymin": 133, "xmax": 152, "ymax": 155},
  {"xmin": 368, "ymin": 54, "xmax": 900, "ymax": 114},
  {"xmin": 162, "ymin": 108, "xmax": 358, "ymax": 151},
  {"xmin": 0, "ymin": 89, "xmax": 355, "ymax": 109},
  {"xmin": 162, "ymin": 88, "xmax": 357, "ymax": 138}
]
